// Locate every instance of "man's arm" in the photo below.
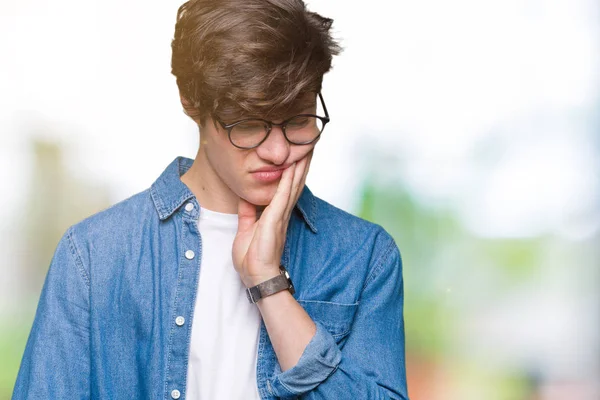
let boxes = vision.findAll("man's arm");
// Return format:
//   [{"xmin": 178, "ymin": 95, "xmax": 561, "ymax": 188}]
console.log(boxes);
[
  {"xmin": 12, "ymin": 227, "xmax": 91, "ymax": 400},
  {"xmin": 262, "ymin": 235, "xmax": 409, "ymax": 400},
  {"xmin": 256, "ymin": 288, "xmax": 317, "ymax": 372}
]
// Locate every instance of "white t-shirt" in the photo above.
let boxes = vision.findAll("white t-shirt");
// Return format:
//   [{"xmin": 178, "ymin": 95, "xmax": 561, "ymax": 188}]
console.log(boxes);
[{"xmin": 185, "ymin": 206, "xmax": 262, "ymax": 400}]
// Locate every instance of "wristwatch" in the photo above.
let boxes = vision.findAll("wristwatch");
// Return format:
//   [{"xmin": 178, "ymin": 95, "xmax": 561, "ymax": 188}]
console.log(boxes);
[{"xmin": 246, "ymin": 265, "xmax": 295, "ymax": 304}]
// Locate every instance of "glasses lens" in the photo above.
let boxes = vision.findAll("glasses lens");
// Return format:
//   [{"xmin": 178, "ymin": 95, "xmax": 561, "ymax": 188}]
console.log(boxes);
[
  {"xmin": 285, "ymin": 116, "xmax": 324, "ymax": 144},
  {"xmin": 230, "ymin": 120, "xmax": 269, "ymax": 148}
]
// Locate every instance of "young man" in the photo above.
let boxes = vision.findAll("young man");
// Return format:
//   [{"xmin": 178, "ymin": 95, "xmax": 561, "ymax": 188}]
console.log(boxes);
[{"xmin": 13, "ymin": 1, "xmax": 408, "ymax": 399}]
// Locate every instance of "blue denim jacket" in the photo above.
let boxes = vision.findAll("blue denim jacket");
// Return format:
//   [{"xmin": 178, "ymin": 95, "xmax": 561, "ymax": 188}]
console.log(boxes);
[{"xmin": 13, "ymin": 156, "xmax": 409, "ymax": 400}]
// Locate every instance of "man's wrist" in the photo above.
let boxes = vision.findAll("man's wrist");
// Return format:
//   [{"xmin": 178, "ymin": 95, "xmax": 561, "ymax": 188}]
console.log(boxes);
[
  {"xmin": 245, "ymin": 265, "xmax": 295, "ymax": 304},
  {"xmin": 242, "ymin": 270, "xmax": 281, "ymax": 288},
  {"xmin": 255, "ymin": 288, "xmax": 295, "ymax": 310}
]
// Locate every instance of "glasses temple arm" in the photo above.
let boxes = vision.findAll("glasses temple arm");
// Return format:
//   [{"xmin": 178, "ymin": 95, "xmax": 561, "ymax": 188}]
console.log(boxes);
[{"xmin": 318, "ymin": 92, "xmax": 330, "ymax": 120}]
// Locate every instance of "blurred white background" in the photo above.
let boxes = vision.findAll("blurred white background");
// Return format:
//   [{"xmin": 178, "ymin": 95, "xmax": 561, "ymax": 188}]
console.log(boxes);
[{"xmin": 1, "ymin": 0, "xmax": 598, "ymax": 398}]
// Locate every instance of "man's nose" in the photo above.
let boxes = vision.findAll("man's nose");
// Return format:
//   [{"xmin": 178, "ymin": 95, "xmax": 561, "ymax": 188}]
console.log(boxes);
[{"xmin": 255, "ymin": 125, "xmax": 290, "ymax": 165}]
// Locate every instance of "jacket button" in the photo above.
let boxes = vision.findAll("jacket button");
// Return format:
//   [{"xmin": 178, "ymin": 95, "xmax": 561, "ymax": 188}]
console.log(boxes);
[
  {"xmin": 175, "ymin": 316, "xmax": 185, "ymax": 326},
  {"xmin": 185, "ymin": 250, "xmax": 195, "ymax": 260},
  {"xmin": 185, "ymin": 203, "xmax": 194, "ymax": 212},
  {"xmin": 171, "ymin": 389, "xmax": 181, "ymax": 399}
]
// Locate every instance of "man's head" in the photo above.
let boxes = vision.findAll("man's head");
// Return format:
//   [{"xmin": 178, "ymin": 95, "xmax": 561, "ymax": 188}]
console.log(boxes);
[{"xmin": 171, "ymin": 0, "xmax": 340, "ymax": 207}]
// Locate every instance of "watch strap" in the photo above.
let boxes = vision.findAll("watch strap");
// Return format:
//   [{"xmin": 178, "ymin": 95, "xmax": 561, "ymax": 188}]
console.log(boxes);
[{"xmin": 246, "ymin": 266, "xmax": 295, "ymax": 304}]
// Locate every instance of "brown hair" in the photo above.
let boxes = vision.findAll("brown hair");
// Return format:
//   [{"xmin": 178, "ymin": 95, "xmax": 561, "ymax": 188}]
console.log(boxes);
[{"xmin": 171, "ymin": 0, "xmax": 341, "ymax": 124}]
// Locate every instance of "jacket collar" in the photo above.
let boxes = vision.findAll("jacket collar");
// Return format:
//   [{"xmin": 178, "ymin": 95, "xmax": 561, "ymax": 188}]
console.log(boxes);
[{"xmin": 150, "ymin": 156, "xmax": 318, "ymax": 233}]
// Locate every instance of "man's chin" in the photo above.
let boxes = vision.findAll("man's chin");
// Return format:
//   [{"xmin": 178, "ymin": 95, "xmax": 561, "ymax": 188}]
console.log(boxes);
[{"xmin": 243, "ymin": 188, "xmax": 276, "ymax": 208}]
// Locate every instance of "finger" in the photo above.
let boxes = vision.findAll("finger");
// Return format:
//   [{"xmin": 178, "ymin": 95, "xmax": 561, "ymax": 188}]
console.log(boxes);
[
  {"xmin": 296, "ymin": 151, "xmax": 312, "ymax": 191},
  {"xmin": 286, "ymin": 151, "xmax": 313, "ymax": 215},
  {"xmin": 237, "ymin": 196, "xmax": 258, "ymax": 234},
  {"xmin": 264, "ymin": 162, "xmax": 296, "ymax": 221},
  {"xmin": 292, "ymin": 154, "xmax": 309, "ymax": 190},
  {"xmin": 285, "ymin": 156, "xmax": 307, "ymax": 215}
]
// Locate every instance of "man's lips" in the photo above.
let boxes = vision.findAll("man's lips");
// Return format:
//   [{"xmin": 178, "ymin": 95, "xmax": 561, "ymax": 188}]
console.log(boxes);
[
  {"xmin": 250, "ymin": 164, "xmax": 293, "ymax": 183},
  {"xmin": 251, "ymin": 164, "xmax": 293, "ymax": 173}
]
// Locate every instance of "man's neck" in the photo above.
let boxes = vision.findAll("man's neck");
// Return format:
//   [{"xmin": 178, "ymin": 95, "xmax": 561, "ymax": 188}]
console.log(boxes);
[{"xmin": 180, "ymin": 148, "xmax": 239, "ymax": 214}]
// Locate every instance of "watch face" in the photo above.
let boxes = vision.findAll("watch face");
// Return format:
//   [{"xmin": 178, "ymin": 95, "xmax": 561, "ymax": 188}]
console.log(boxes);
[{"xmin": 279, "ymin": 265, "xmax": 294, "ymax": 295}]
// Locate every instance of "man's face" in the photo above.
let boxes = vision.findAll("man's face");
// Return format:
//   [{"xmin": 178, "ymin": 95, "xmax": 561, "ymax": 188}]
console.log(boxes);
[{"xmin": 198, "ymin": 95, "xmax": 319, "ymax": 207}]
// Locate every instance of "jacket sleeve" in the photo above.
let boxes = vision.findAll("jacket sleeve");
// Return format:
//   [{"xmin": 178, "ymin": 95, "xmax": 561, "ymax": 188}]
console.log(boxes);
[
  {"xmin": 268, "ymin": 235, "xmax": 409, "ymax": 399},
  {"xmin": 12, "ymin": 227, "xmax": 91, "ymax": 400}
]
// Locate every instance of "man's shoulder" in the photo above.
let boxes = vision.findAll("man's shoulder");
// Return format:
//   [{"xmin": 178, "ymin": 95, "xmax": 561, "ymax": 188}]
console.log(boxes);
[
  {"xmin": 298, "ymin": 194, "xmax": 401, "ymax": 301},
  {"xmin": 311, "ymin": 194, "xmax": 396, "ymax": 249},
  {"xmin": 69, "ymin": 188, "xmax": 155, "ymax": 244}
]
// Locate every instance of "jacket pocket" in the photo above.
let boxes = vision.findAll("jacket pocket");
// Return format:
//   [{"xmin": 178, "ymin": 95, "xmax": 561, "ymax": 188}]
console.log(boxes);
[{"xmin": 297, "ymin": 300, "xmax": 359, "ymax": 340}]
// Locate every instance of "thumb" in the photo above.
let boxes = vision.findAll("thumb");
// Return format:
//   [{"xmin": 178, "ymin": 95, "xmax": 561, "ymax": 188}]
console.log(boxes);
[{"xmin": 237, "ymin": 196, "xmax": 257, "ymax": 234}]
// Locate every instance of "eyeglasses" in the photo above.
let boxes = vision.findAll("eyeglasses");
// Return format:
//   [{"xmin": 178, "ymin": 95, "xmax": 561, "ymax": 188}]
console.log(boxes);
[{"xmin": 215, "ymin": 92, "xmax": 330, "ymax": 149}]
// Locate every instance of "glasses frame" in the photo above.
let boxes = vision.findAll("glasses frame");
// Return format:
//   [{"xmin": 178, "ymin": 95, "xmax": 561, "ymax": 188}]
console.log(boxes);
[{"xmin": 216, "ymin": 92, "xmax": 330, "ymax": 150}]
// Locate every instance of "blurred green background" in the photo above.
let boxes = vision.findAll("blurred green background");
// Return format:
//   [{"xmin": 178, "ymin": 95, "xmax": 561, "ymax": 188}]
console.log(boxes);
[{"xmin": 1, "ymin": 0, "xmax": 599, "ymax": 399}]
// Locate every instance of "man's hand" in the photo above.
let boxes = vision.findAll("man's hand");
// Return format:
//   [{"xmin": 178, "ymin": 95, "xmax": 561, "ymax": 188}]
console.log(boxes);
[{"xmin": 232, "ymin": 151, "xmax": 313, "ymax": 288}]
